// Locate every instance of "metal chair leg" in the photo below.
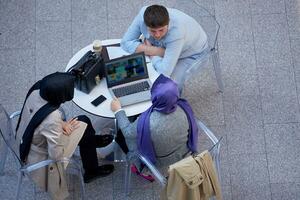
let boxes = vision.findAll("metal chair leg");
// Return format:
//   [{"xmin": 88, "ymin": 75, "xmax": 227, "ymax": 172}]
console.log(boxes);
[
  {"xmin": 0, "ymin": 142, "xmax": 8, "ymax": 175},
  {"xmin": 16, "ymin": 171, "xmax": 23, "ymax": 200},
  {"xmin": 113, "ymin": 119, "xmax": 126, "ymax": 162},
  {"xmin": 33, "ymin": 184, "xmax": 37, "ymax": 200},
  {"xmin": 79, "ymin": 168, "xmax": 86, "ymax": 200},
  {"xmin": 125, "ymin": 161, "xmax": 131, "ymax": 196},
  {"xmin": 215, "ymin": 144, "xmax": 221, "ymax": 184},
  {"xmin": 211, "ymin": 49, "xmax": 224, "ymax": 92}
]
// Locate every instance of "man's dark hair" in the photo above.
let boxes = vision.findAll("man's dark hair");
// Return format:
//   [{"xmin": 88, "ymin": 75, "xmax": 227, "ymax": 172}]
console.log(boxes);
[{"xmin": 144, "ymin": 5, "xmax": 169, "ymax": 28}]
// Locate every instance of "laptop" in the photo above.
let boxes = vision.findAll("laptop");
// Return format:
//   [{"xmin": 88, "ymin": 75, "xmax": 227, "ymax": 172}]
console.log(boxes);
[{"xmin": 105, "ymin": 52, "xmax": 152, "ymax": 106}]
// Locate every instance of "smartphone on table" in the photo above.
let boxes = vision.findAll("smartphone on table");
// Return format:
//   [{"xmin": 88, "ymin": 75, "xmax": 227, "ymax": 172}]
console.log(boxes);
[{"xmin": 91, "ymin": 95, "xmax": 106, "ymax": 106}]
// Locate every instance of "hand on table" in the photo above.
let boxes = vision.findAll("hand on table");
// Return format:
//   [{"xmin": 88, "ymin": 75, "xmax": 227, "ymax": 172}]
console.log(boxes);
[
  {"xmin": 111, "ymin": 98, "xmax": 122, "ymax": 113},
  {"xmin": 62, "ymin": 118, "xmax": 80, "ymax": 136}
]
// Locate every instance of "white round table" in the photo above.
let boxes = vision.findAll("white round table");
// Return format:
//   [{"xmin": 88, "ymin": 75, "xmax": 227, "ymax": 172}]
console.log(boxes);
[{"xmin": 66, "ymin": 39, "xmax": 159, "ymax": 118}]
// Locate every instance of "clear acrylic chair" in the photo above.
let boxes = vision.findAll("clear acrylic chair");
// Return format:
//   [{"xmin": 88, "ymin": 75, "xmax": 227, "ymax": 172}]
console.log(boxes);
[
  {"xmin": 123, "ymin": 117, "xmax": 222, "ymax": 199},
  {"xmin": 0, "ymin": 104, "xmax": 86, "ymax": 200},
  {"xmin": 175, "ymin": 0, "xmax": 224, "ymax": 94}
]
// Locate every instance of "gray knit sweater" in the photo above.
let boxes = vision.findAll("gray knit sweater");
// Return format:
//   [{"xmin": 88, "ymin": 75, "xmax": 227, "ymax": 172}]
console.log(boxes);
[{"xmin": 115, "ymin": 107, "xmax": 190, "ymax": 166}]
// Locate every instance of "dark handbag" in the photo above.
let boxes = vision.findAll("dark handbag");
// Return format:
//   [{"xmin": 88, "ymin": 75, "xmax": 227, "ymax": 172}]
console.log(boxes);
[{"xmin": 68, "ymin": 50, "xmax": 105, "ymax": 94}]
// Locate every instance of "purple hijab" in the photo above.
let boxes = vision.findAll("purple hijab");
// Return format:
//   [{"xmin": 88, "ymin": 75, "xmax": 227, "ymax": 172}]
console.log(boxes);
[{"xmin": 137, "ymin": 75, "xmax": 198, "ymax": 164}]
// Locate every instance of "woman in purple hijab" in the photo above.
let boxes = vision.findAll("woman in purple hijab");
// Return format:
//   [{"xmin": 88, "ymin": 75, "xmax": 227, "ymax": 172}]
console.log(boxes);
[{"xmin": 111, "ymin": 74, "xmax": 198, "ymax": 166}]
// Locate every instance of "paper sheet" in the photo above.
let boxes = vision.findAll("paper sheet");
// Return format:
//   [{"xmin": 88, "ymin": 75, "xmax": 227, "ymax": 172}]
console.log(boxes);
[
  {"xmin": 106, "ymin": 46, "xmax": 129, "ymax": 60},
  {"xmin": 106, "ymin": 46, "xmax": 151, "ymax": 62}
]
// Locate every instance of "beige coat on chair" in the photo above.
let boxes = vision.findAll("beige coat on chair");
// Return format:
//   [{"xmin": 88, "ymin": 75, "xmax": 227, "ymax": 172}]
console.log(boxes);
[
  {"xmin": 161, "ymin": 151, "xmax": 222, "ymax": 200},
  {"xmin": 16, "ymin": 91, "xmax": 86, "ymax": 200}
]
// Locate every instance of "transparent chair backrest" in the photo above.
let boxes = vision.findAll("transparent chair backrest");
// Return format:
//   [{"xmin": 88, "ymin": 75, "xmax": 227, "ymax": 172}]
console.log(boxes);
[
  {"xmin": 0, "ymin": 104, "xmax": 22, "ymax": 165},
  {"xmin": 135, "ymin": 117, "xmax": 222, "ymax": 188},
  {"xmin": 169, "ymin": 1, "xmax": 221, "ymax": 92},
  {"xmin": 171, "ymin": 0, "xmax": 220, "ymax": 50}
]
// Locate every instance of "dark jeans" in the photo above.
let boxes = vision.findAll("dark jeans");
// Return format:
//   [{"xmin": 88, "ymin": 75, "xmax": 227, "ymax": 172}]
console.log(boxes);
[
  {"xmin": 115, "ymin": 129, "xmax": 129, "ymax": 154},
  {"xmin": 77, "ymin": 115, "xmax": 104, "ymax": 173}
]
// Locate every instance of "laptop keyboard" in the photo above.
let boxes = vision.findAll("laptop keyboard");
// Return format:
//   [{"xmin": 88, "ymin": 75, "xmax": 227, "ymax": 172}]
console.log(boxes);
[{"xmin": 113, "ymin": 81, "xmax": 150, "ymax": 97}]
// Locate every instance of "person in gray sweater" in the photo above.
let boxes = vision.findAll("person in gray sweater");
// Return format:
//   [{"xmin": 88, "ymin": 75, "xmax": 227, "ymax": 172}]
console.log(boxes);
[{"xmin": 110, "ymin": 75, "xmax": 198, "ymax": 167}]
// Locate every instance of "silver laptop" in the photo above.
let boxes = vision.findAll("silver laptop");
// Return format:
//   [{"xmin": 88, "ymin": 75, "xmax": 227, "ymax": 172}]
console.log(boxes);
[{"xmin": 105, "ymin": 52, "xmax": 152, "ymax": 106}]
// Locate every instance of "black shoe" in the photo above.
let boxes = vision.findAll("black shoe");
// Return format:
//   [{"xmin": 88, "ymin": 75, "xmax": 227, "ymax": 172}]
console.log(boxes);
[
  {"xmin": 83, "ymin": 164, "xmax": 114, "ymax": 183},
  {"xmin": 95, "ymin": 134, "xmax": 114, "ymax": 147}
]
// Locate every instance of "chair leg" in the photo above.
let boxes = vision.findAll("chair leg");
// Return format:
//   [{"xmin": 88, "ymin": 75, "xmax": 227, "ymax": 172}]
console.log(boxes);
[
  {"xmin": 215, "ymin": 145, "xmax": 222, "ymax": 184},
  {"xmin": 79, "ymin": 168, "xmax": 86, "ymax": 200},
  {"xmin": 124, "ymin": 161, "xmax": 131, "ymax": 196},
  {"xmin": 16, "ymin": 171, "xmax": 23, "ymax": 200},
  {"xmin": 113, "ymin": 119, "xmax": 126, "ymax": 162},
  {"xmin": 0, "ymin": 143, "xmax": 8, "ymax": 175},
  {"xmin": 33, "ymin": 184, "xmax": 37, "ymax": 200},
  {"xmin": 215, "ymin": 145, "xmax": 223, "ymax": 200},
  {"xmin": 211, "ymin": 49, "xmax": 224, "ymax": 92}
]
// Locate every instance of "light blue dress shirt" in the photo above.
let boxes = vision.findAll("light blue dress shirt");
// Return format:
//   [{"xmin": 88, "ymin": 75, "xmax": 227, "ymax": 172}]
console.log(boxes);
[{"xmin": 121, "ymin": 6, "xmax": 208, "ymax": 79}]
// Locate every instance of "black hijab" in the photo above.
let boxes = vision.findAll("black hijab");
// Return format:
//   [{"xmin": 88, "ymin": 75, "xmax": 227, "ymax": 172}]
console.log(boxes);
[
  {"xmin": 18, "ymin": 72, "xmax": 75, "ymax": 162},
  {"xmin": 39, "ymin": 72, "xmax": 75, "ymax": 105}
]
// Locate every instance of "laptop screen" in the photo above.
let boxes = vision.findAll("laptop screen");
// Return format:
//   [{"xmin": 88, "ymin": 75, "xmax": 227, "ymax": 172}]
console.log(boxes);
[{"xmin": 105, "ymin": 52, "xmax": 149, "ymax": 87}]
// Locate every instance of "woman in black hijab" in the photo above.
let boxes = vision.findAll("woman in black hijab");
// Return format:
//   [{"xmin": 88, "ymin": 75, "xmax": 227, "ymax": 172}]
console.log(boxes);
[{"xmin": 16, "ymin": 72, "xmax": 114, "ymax": 199}]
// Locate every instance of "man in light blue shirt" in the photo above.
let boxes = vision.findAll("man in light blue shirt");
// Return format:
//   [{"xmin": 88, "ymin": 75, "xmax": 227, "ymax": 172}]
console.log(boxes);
[{"xmin": 121, "ymin": 5, "xmax": 208, "ymax": 89}]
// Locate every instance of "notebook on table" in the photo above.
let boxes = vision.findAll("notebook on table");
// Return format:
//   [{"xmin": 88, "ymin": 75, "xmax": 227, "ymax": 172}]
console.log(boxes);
[{"xmin": 104, "ymin": 52, "xmax": 152, "ymax": 106}]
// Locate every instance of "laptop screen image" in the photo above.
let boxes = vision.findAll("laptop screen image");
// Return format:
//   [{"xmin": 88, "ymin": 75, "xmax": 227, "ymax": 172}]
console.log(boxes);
[{"xmin": 105, "ymin": 52, "xmax": 149, "ymax": 87}]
